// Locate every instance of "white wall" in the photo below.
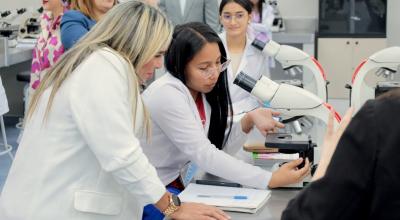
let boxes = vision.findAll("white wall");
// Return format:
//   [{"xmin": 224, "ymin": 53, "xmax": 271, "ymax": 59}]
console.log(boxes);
[
  {"xmin": 278, "ymin": 0, "xmax": 318, "ymax": 18},
  {"xmin": 0, "ymin": 0, "xmax": 41, "ymax": 11},
  {"xmin": 387, "ymin": 0, "xmax": 400, "ymax": 46}
]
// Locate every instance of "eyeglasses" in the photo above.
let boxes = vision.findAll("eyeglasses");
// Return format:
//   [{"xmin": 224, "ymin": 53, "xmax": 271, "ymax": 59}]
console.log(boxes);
[
  {"xmin": 199, "ymin": 59, "xmax": 231, "ymax": 79},
  {"xmin": 221, "ymin": 13, "xmax": 246, "ymax": 22}
]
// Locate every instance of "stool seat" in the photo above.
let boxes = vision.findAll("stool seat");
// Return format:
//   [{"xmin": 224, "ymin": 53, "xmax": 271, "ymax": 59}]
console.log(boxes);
[{"xmin": 16, "ymin": 72, "xmax": 30, "ymax": 83}]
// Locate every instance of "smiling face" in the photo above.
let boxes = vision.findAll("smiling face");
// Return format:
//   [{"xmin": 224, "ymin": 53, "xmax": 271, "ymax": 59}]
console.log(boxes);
[
  {"xmin": 220, "ymin": 2, "xmax": 251, "ymax": 38},
  {"xmin": 184, "ymin": 42, "xmax": 222, "ymax": 98}
]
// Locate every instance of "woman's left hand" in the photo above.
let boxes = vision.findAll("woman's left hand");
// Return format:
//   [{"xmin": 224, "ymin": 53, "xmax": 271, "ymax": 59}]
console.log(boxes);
[
  {"xmin": 312, "ymin": 108, "xmax": 353, "ymax": 181},
  {"xmin": 242, "ymin": 108, "xmax": 285, "ymax": 135}
]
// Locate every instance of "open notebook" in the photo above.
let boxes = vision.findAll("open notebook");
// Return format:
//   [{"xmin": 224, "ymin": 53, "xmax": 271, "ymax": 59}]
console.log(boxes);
[{"xmin": 179, "ymin": 183, "xmax": 271, "ymax": 213}]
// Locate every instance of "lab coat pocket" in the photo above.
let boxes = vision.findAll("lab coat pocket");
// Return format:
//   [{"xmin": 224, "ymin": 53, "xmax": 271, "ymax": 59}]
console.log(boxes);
[{"xmin": 74, "ymin": 190, "xmax": 123, "ymax": 215}]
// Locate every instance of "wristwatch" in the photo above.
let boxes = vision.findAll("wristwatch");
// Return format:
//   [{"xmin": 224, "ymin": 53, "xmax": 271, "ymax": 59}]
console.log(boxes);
[{"xmin": 162, "ymin": 194, "xmax": 181, "ymax": 217}]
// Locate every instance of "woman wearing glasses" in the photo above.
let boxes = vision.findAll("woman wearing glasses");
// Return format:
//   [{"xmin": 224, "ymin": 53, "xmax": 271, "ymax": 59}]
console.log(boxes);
[
  {"xmin": 139, "ymin": 22, "xmax": 310, "ymax": 219},
  {"xmin": 219, "ymin": 0, "xmax": 271, "ymax": 115}
]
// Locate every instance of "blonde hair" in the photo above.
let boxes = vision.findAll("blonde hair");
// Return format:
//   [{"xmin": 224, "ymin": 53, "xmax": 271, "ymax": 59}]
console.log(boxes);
[
  {"xmin": 70, "ymin": 0, "xmax": 117, "ymax": 20},
  {"xmin": 28, "ymin": 1, "xmax": 173, "ymax": 138}
]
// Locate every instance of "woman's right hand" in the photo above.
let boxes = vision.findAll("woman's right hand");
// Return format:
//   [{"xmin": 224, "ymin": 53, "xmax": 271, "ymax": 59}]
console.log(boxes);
[
  {"xmin": 170, "ymin": 202, "xmax": 231, "ymax": 220},
  {"xmin": 268, "ymin": 158, "xmax": 311, "ymax": 188}
]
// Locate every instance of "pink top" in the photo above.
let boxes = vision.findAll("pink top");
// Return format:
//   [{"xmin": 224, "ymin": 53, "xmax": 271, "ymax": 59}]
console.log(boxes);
[
  {"xmin": 30, "ymin": 8, "xmax": 67, "ymax": 91},
  {"xmin": 252, "ymin": 12, "xmax": 261, "ymax": 23}
]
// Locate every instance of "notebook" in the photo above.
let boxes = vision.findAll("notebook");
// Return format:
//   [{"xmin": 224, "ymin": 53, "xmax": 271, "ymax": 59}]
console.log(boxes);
[{"xmin": 179, "ymin": 183, "xmax": 271, "ymax": 213}]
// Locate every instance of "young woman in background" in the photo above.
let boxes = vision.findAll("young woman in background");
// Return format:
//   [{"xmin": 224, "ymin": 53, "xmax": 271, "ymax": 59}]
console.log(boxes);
[
  {"xmin": 218, "ymin": 0, "xmax": 271, "ymax": 115},
  {"xmin": 61, "ymin": 0, "xmax": 116, "ymax": 50},
  {"xmin": 30, "ymin": 0, "xmax": 69, "ymax": 94},
  {"xmin": 248, "ymin": 0, "xmax": 274, "ymax": 41}
]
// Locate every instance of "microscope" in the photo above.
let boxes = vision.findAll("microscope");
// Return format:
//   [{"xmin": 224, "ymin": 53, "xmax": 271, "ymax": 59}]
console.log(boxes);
[
  {"xmin": 268, "ymin": 0, "xmax": 285, "ymax": 32},
  {"xmin": 251, "ymin": 36, "xmax": 328, "ymax": 101},
  {"xmin": 350, "ymin": 47, "xmax": 400, "ymax": 113},
  {"xmin": 18, "ymin": 8, "xmax": 42, "ymax": 40},
  {"xmin": 0, "ymin": 9, "xmax": 27, "ymax": 46},
  {"xmin": 249, "ymin": 33, "xmax": 329, "ymax": 140},
  {"xmin": 234, "ymin": 72, "xmax": 341, "ymax": 187}
]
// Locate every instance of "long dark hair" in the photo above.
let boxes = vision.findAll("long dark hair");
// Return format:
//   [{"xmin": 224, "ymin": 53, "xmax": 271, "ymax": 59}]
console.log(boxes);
[
  {"xmin": 255, "ymin": 0, "xmax": 266, "ymax": 21},
  {"xmin": 219, "ymin": 0, "xmax": 253, "ymax": 15},
  {"xmin": 165, "ymin": 22, "xmax": 233, "ymax": 150}
]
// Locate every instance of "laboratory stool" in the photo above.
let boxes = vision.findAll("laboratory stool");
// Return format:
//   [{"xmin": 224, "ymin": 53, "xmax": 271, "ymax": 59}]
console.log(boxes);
[
  {"xmin": 0, "ymin": 76, "xmax": 13, "ymax": 160},
  {"xmin": 15, "ymin": 71, "xmax": 30, "ymax": 144}
]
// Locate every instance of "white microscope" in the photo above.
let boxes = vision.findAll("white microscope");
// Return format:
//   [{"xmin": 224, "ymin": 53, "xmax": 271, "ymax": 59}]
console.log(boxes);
[
  {"xmin": 251, "ymin": 37, "xmax": 328, "ymax": 102},
  {"xmin": 234, "ymin": 72, "xmax": 340, "ymax": 131},
  {"xmin": 18, "ymin": 8, "xmax": 42, "ymax": 40},
  {"xmin": 268, "ymin": 0, "xmax": 285, "ymax": 32},
  {"xmin": 0, "ymin": 9, "xmax": 27, "ymax": 47},
  {"xmin": 249, "ymin": 35, "xmax": 329, "ymax": 142},
  {"xmin": 234, "ymin": 72, "xmax": 340, "ymax": 187},
  {"xmin": 350, "ymin": 47, "xmax": 400, "ymax": 113}
]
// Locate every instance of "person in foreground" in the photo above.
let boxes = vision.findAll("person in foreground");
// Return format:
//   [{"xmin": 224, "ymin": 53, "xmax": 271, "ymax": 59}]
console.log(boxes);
[
  {"xmin": 282, "ymin": 88, "xmax": 400, "ymax": 220},
  {"xmin": 140, "ymin": 21, "xmax": 311, "ymax": 219},
  {"xmin": 0, "ymin": 2, "xmax": 229, "ymax": 220}
]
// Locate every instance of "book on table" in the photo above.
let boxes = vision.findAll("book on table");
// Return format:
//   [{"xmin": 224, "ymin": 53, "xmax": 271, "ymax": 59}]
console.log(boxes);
[{"xmin": 179, "ymin": 183, "xmax": 271, "ymax": 213}]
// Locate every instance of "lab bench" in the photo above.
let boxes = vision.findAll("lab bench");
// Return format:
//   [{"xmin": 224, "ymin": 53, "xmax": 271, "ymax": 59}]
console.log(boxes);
[
  {"xmin": 195, "ymin": 172, "xmax": 299, "ymax": 220},
  {"xmin": 0, "ymin": 37, "xmax": 33, "ymax": 68}
]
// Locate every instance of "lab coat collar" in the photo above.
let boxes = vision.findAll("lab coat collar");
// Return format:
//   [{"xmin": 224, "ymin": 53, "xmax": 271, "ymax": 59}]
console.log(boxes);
[{"xmin": 219, "ymin": 31, "xmax": 256, "ymax": 58}]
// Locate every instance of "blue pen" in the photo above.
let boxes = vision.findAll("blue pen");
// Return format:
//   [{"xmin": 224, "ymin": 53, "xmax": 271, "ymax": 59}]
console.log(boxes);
[{"xmin": 197, "ymin": 195, "xmax": 248, "ymax": 200}]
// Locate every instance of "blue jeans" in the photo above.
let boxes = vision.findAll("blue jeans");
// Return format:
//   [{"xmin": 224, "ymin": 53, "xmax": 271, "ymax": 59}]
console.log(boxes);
[{"xmin": 142, "ymin": 186, "xmax": 182, "ymax": 220}]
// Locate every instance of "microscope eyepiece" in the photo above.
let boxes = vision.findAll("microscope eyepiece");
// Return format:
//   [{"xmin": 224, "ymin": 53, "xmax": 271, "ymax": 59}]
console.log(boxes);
[{"xmin": 233, "ymin": 72, "xmax": 257, "ymax": 93}]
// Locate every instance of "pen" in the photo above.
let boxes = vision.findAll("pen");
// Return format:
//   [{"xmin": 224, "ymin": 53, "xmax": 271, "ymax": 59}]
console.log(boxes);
[
  {"xmin": 197, "ymin": 195, "xmax": 248, "ymax": 200},
  {"xmin": 195, "ymin": 179, "xmax": 242, "ymax": 188}
]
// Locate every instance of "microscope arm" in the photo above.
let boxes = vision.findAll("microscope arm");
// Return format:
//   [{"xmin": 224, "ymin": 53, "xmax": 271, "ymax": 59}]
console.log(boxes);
[
  {"xmin": 234, "ymin": 73, "xmax": 341, "ymax": 129},
  {"xmin": 252, "ymin": 39, "xmax": 328, "ymax": 101},
  {"xmin": 351, "ymin": 47, "xmax": 400, "ymax": 112}
]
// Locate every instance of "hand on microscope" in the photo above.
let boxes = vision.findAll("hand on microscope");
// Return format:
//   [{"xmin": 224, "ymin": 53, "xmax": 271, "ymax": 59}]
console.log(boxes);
[
  {"xmin": 268, "ymin": 158, "xmax": 311, "ymax": 188},
  {"xmin": 241, "ymin": 108, "xmax": 284, "ymax": 135},
  {"xmin": 312, "ymin": 108, "xmax": 353, "ymax": 181}
]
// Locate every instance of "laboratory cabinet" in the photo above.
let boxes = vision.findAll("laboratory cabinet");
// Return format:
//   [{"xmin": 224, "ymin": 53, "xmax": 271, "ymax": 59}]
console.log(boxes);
[{"xmin": 317, "ymin": 37, "xmax": 387, "ymax": 98}]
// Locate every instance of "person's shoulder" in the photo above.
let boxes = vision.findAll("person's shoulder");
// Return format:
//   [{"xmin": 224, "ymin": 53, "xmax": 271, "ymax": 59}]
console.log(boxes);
[
  {"xmin": 63, "ymin": 10, "xmax": 86, "ymax": 19},
  {"xmin": 373, "ymin": 92, "xmax": 400, "ymax": 113},
  {"xmin": 62, "ymin": 10, "xmax": 93, "ymax": 23},
  {"xmin": 93, "ymin": 48, "xmax": 131, "ymax": 71},
  {"xmin": 146, "ymin": 74, "xmax": 184, "ymax": 91},
  {"xmin": 143, "ymin": 74, "xmax": 188, "ymax": 100}
]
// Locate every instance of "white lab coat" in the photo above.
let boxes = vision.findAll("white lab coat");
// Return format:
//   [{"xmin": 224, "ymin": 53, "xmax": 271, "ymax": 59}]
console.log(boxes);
[
  {"xmin": 140, "ymin": 73, "xmax": 271, "ymax": 189},
  {"xmin": 219, "ymin": 32, "xmax": 270, "ymax": 115},
  {"xmin": 0, "ymin": 48, "xmax": 166, "ymax": 220}
]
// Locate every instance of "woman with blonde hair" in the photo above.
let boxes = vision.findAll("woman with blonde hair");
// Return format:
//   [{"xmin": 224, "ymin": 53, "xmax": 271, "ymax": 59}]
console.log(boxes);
[
  {"xmin": 61, "ymin": 0, "xmax": 117, "ymax": 50},
  {"xmin": 0, "ymin": 2, "xmax": 229, "ymax": 220}
]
